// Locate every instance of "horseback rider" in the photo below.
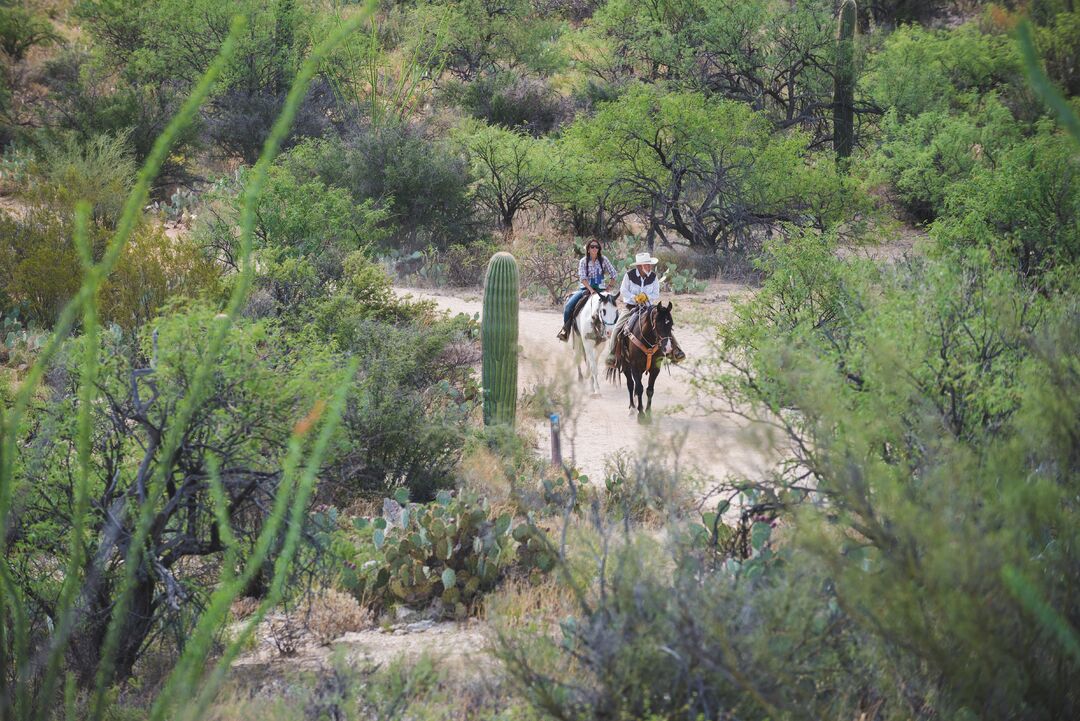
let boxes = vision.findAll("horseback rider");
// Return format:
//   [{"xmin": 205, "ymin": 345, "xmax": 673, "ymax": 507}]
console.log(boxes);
[
  {"xmin": 557, "ymin": 240, "xmax": 618, "ymax": 342},
  {"xmin": 606, "ymin": 251, "xmax": 661, "ymax": 365}
]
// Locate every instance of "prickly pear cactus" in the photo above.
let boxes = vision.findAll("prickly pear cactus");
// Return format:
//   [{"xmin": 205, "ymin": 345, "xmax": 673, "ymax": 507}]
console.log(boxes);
[
  {"xmin": 370, "ymin": 491, "xmax": 517, "ymax": 617},
  {"xmin": 834, "ymin": 0, "xmax": 857, "ymax": 161},
  {"xmin": 481, "ymin": 252, "xmax": 519, "ymax": 426}
]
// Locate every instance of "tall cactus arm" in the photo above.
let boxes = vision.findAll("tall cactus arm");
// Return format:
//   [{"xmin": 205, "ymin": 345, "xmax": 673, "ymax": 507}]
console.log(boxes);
[{"xmin": 481, "ymin": 252, "xmax": 519, "ymax": 426}]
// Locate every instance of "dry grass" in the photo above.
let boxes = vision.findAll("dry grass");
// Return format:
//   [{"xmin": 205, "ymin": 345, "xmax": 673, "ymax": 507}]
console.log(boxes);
[
  {"xmin": 303, "ymin": 587, "xmax": 373, "ymax": 646},
  {"xmin": 484, "ymin": 576, "xmax": 574, "ymax": 634},
  {"xmin": 258, "ymin": 587, "xmax": 374, "ymax": 656}
]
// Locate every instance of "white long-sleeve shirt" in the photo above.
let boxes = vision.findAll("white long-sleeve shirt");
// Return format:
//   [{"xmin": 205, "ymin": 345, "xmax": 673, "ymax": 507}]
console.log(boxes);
[{"xmin": 619, "ymin": 268, "xmax": 660, "ymax": 307}]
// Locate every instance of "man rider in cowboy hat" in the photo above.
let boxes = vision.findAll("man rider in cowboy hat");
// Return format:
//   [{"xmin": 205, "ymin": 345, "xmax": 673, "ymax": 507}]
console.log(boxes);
[{"xmin": 605, "ymin": 251, "xmax": 661, "ymax": 366}]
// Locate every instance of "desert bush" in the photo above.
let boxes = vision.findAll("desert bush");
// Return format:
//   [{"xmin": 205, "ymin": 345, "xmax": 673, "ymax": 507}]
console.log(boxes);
[
  {"xmin": 601, "ymin": 447, "xmax": 691, "ymax": 522},
  {"xmin": 862, "ymin": 22, "xmax": 1025, "ymax": 122},
  {"xmin": 321, "ymin": 311, "xmax": 480, "ymax": 503},
  {"xmin": 408, "ymin": 0, "xmax": 564, "ymax": 82},
  {"xmin": 442, "ymin": 239, "xmax": 499, "ymax": 287},
  {"xmin": 1036, "ymin": 11, "xmax": 1080, "ymax": 96},
  {"xmin": 34, "ymin": 48, "xmax": 199, "ymax": 179},
  {"xmin": 75, "ymin": 0, "xmax": 332, "ymax": 163},
  {"xmin": 516, "ymin": 234, "xmax": 578, "ymax": 305},
  {"xmin": 8, "ymin": 306, "xmax": 338, "ymax": 683},
  {"xmin": 0, "ymin": 208, "xmax": 89, "ymax": 325},
  {"xmin": 932, "ymin": 123, "xmax": 1080, "ymax": 283},
  {"xmin": 300, "ymin": 587, "xmax": 372, "ymax": 645},
  {"xmin": 867, "ymin": 100, "xmax": 1022, "ymax": 222},
  {"xmin": 498, "ymin": 530, "xmax": 873, "ymax": 721},
  {"xmin": 100, "ymin": 225, "xmax": 221, "ymax": 328},
  {"xmin": 0, "ymin": 208, "xmax": 217, "ymax": 328},
  {"xmin": 0, "ymin": 4, "xmax": 60, "ymax": 63},
  {"xmin": 452, "ymin": 71, "xmax": 574, "ymax": 136},
  {"xmin": 21, "ymin": 131, "xmax": 137, "ymax": 228},
  {"xmin": 203, "ymin": 78, "xmax": 340, "ymax": 165},
  {"xmin": 285, "ymin": 125, "xmax": 480, "ymax": 252}
]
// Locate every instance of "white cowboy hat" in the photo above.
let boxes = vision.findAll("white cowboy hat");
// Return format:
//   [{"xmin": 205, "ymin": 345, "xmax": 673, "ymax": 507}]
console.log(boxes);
[{"xmin": 632, "ymin": 251, "xmax": 659, "ymax": 266}]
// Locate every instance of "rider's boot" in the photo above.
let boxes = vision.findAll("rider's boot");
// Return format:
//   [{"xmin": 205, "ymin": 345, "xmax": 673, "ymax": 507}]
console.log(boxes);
[{"xmin": 556, "ymin": 320, "xmax": 571, "ymax": 342}]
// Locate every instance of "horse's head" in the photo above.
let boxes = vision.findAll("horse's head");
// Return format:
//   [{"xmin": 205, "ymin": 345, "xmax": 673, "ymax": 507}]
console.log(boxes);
[
  {"xmin": 652, "ymin": 302, "xmax": 686, "ymax": 363},
  {"xmin": 596, "ymin": 292, "xmax": 620, "ymax": 337}
]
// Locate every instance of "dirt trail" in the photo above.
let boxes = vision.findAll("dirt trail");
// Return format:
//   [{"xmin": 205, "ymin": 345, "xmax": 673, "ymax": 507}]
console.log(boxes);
[{"xmin": 402, "ymin": 285, "xmax": 771, "ymax": 489}]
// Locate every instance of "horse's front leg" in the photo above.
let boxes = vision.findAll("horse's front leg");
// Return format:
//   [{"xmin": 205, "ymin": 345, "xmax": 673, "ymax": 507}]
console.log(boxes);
[
  {"xmin": 584, "ymin": 340, "xmax": 600, "ymax": 395},
  {"xmin": 624, "ymin": 367, "xmax": 635, "ymax": 410},
  {"xmin": 645, "ymin": 366, "xmax": 661, "ymax": 414},
  {"xmin": 573, "ymin": 332, "xmax": 584, "ymax": 380},
  {"xmin": 633, "ymin": 368, "xmax": 645, "ymax": 415}
]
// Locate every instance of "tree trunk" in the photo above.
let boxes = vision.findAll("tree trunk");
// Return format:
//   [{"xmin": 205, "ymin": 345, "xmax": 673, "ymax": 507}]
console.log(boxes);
[{"xmin": 69, "ymin": 574, "xmax": 157, "ymax": 687}]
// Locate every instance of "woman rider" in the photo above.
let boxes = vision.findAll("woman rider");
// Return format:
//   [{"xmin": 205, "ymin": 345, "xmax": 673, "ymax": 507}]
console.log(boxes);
[{"xmin": 557, "ymin": 240, "xmax": 618, "ymax": 342}]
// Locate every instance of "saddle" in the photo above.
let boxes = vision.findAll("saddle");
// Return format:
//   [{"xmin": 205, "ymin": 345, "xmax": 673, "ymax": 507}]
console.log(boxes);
[
  {"xmin": 570, "ymin": 292, "xmax": 591, "ymax": 323},
  {"xmin": 615, "ymin": 305, "xmax": 661, "ymax": 371},
  {"xmin": 623, "ymin": 304, "xmax": 645, "ymax": 335}
]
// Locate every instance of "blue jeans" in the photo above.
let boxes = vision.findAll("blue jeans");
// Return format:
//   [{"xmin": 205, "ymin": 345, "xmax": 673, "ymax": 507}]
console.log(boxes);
[{"xmin": 563, "ymin": 288, "xmax": 589, "ymax": 325}]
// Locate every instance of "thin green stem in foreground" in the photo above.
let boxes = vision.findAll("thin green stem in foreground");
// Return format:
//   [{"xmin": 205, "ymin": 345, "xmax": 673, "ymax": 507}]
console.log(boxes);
[
  {"xmin": 34, "ymin": 203, "xmax": 97, "ymax": 721},
  {"xmin": 90, "ymin": 5, "xmax": 375, "ymax": 717},
  {"xmin": 1017, "ymin": 21, "xmax": 1080, "ymax": 145}
]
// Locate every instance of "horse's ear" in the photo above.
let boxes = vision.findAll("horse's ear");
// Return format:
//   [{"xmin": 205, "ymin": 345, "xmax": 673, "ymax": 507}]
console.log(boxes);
[{"xmin": 666, "ymin": 301, "xmax": 673, "ymax": 310}]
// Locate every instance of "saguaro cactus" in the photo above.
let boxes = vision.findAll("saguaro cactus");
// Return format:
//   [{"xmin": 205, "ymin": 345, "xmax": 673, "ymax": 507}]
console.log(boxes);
[
  {"xmin": 834, "ymin": 0, "xmax": 857, "ymax": 162},
  {"xmin": 481, "ymin": 252, "xmax": 519, "ymax": 426}
]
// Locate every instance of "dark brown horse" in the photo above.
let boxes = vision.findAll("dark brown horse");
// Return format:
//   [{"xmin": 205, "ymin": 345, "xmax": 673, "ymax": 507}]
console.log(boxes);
[{"xmin": 606, "ymin": 302, "xmax": 685, "ymax": 420}]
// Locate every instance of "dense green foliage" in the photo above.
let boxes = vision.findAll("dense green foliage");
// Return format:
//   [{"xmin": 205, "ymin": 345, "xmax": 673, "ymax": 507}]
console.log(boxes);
[{"xmin": 3, "ymin": 0, "xmax": 1080, "ymax": 719}]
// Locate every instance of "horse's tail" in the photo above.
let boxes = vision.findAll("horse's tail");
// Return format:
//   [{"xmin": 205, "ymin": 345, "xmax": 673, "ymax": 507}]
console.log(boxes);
[{"xmin": 604, "ymin": 335, "xmax": 623, "ymax": 383}]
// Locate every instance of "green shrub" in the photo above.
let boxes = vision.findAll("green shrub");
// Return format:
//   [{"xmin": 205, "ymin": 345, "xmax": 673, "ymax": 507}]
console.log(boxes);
[
  {"xmin": 196, "ymin": 161, "xmax": 390, "ymax": 274},
  {"xmin": 35, "ymin": 48, "xmax": 200, "ymax": 177},
  {"xmin": 867, "ymin": 100, "xmax": 1021, "ymax": 221},
  {"xmin": 1037, "ymin": 11, "xmax": 1080, "ymax": 96},
  {"xmin": 100, "ymin": 224, "xmax": 221, "ymax": 329},
  {"xmin": 862, "ymin": 22, "xmax": 1024, "ymax": 121},
  {"xmin": 0, "ymin": 209, "xmax": 217, "ymax": 329},
  {"xmin": 319, "ymin": 310, "xmax": 480, "ymax": 502},
  {"xmin": 10, "ymin": 306, "xmax": 337, "ymax": 683},
  {"xmin": 0, "ymin": 4, "xmax": 60, "ymax": 62},
  {"xmin": 451, "ymin": 71, "xmax": 574, "ymax": 135},
  {"xmin": 442, "ymin": 240, "xmax": 499, "ymax": 288},
  {"xmin": 23, "ymin": 132, "xmax": 137, "ymax": 228},
  {"xmin": 284, "ymin": 126, "xmax": 480, "ymax": 252},
  {"xmin": 932, "ymin": 123, "xmax": 1080, "ymax": 282}
]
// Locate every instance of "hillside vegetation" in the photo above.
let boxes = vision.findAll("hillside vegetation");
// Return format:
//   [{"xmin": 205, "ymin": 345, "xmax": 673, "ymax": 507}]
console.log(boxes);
[{"xmin": 1, "ymin": 0, "xmax": 1079, "ymax": 719}]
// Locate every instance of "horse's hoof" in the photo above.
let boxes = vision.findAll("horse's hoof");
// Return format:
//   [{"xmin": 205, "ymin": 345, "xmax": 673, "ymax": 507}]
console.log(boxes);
[
  {"xmin": 636, "ymin": 412, "xmax": 650, "ymax": 425},
  {"xmin": 591, "ymin": 391, "xmax": 601, "ymax": 398}
]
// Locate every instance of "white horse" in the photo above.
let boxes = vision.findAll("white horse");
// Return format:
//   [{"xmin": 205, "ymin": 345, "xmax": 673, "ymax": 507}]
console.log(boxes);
[{"xmin": 571, "ymin": 291, "xmax": 620, "ymax": 395}]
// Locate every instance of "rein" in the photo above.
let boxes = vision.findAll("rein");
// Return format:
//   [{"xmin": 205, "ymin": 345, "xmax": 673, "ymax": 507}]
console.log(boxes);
[{"xmin": 626, "ymin": 307, "xmax": 669, "ymax": 373}]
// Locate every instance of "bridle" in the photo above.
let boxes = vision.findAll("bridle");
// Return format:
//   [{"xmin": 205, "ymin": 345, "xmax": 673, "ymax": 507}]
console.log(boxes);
[
  {"xmin": 590, "ymin": 294, "xmax": 619, "ymax": 340},
  {"xmin": 626, "ymin": 305, "xmax": 673, "ymax": 372}
]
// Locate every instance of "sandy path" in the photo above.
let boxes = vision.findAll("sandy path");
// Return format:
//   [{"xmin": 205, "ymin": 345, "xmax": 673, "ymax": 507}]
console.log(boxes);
[{"xmin": 401, "ymin": 285, "xmax": 771, "ymax": 490}]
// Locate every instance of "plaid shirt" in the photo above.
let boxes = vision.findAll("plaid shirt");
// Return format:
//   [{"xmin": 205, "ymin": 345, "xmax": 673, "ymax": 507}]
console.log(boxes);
[{"xmin": 578, "ymin": 255, "xmax": 618, "ymax": 289}]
